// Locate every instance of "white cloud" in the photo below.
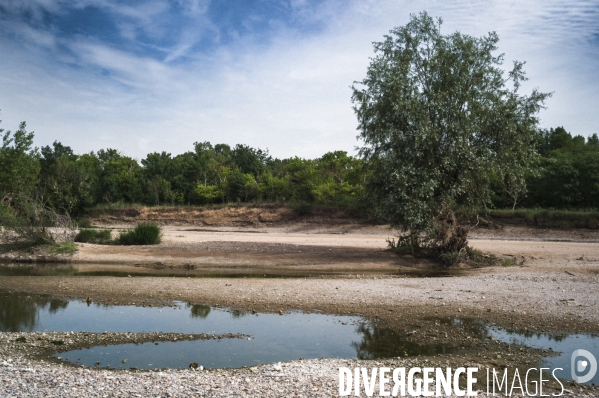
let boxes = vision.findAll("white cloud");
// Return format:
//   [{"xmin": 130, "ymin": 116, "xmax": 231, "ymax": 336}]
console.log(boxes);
[
  {"xmin": 176, "ymin": 0, "xmax": 211, "ymax": 16},
  {"xmin": 0, "ymin": 0, "xmax": 597, "ymax": 160}
]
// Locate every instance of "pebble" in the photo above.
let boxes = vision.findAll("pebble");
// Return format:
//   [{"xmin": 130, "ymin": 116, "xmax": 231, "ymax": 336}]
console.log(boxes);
[{"xmin": 1, "ymin": 331, "xmax": 597, "ymax": 397}]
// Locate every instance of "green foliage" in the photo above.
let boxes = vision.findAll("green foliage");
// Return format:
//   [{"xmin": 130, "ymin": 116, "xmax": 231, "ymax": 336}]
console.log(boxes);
[
  {"xmin": 520, "ymin": 128, "xmax": 599, "ymax": 209},
  {"xmin": 500, "ymin": 257, "xmax": 517, "ymax": 267},
  {"xmin": 49, "ymin": 241, "xmax": 78, "ymax": 256},
  {"xmin": 352, "ymin": 12, "xmax": 550, "ymax": 254},
  {"xmin": 195, "ymin": 184, "xmax": 225, "ymax": 204},
  {"xmin": 4, "ymin": 100, "xmax": 598, "ymax": 228},
  {"xmin": 0, "ymin": 197, "xmax": 75, "ymax": 247},
  {"xmin": 74, "ymin": 229, "xmax": 112, "ymax": 244},
  {"xmin": 0, "ymin": 121, "xmax": 40, "ymax": 200},
  {"xmin": 76, "ymin": 218, "xmax": 93, "ymax": 228},
  {"xmin": 115, "ymin": 222, "xmax": 161, "ymax": 245},
  {"xmin": 291, "ymin": 201, "xmax": 312, "ymax": 216}
]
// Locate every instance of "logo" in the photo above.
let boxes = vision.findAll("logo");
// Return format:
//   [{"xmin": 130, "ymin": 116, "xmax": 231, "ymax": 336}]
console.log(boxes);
[{"xmin": 571, "ymin": 349, "xmax": 597, "ymax": 384}]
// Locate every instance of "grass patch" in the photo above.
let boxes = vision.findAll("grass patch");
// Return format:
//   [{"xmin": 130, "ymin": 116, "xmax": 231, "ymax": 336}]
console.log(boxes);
[
  {"xmin": 500, "ymin": 257, "xmax": 518, "ymax": 267},
  {"xmin": 436, "ymin": 247, "xmax": 496, "ymax": 268},
  {"xmin": 49, "ymin": 241, "xmax": 78, "ymax": 256},
  {"xmin": 115, "ymin": 223, "xmax": 161, "ymax": 245},
  {"xmin": 74, "ymin": 229, "xmax": 112, "ymax": 244}
]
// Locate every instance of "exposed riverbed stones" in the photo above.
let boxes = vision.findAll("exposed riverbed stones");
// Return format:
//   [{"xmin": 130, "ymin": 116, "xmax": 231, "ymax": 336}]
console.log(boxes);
[
  {"xmin": 1, "ymin": 331, "xmax": 249, "ymax": 366},
  {"xmin": 1, "ymin": 334, "xmax": 598, "ymax": 397}
]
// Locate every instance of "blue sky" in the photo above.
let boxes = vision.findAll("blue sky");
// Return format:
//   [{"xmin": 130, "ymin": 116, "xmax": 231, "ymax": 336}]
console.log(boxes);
[{"xmin": 0, "ymin": 0, "xmax": 598, "ymax": 159}]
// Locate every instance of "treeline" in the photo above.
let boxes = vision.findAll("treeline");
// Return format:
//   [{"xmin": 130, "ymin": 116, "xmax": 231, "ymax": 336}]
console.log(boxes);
[
  {"xmin": 1, "ymin": 122, "xmax": 598, "ymax": 218},
  {"xmin": 491, "ymin": 127, "xmax": 599, "ymax": 209},
  {"xmin": 1, "ymin": 122, "xmax": 365, "ymax": 217}
]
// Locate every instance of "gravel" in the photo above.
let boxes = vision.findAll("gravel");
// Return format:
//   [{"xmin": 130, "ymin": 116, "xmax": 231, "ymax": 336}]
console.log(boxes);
[{"xmin": 2, "ymin": 343, "xmax": 599, "ymax": 397}]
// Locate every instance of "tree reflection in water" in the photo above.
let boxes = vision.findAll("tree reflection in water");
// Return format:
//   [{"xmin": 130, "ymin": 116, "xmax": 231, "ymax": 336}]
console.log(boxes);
[
  {"xmin": 0, "ymin": 291, "xmax": 68, "ymax": 332},
  {"xmin": 0, "ymin": 264, "xmax": 76, "ymax": 276},
  {"xmin": 188, "ymin": 304, "xmax": 211, "ymax": 319},
  {"xmin": 352, "ymin": 323, "xmax": 455, "ymax": 360}
]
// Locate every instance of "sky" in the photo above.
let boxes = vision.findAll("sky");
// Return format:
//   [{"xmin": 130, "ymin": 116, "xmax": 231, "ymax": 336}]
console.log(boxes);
[{"xmin": 0, "ymin": 0, "xmax": 598, "ymax": 160}]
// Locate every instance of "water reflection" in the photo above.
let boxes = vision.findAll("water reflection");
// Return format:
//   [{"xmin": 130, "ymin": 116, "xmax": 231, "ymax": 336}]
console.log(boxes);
[
  {"xmin": 431, "ymin": 316, "xmax": 599, "ymax": 384},
  {"xmin": 352, "ymin": 324, "xmax": 453, "ymax": 359},
  {"xmin": 1, "ymin": 290, "xmax": 453, "ymax": 369},
  {"xmin": 0, "ymin": 291, "xmax": 68, "ymax": 332},
  {"xmin": 3, "ymin": 290, "xmax": 597, "ymax": 378},
  {"xmin": 0, "ymin": 264, "xmax": 76, "ymax": 277},
  {"xmin": 188, "ymin": 304, "xmax": 211, "ymax": 319}
]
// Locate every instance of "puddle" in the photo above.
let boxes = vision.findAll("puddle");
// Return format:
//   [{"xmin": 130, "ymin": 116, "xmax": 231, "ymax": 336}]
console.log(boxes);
[
  {"xmin": 0, "ymin": 290, "xmax": 452, "ymax": 369},
  {"xmin": 492, "ymin": 327, "xmax": 599, "ymax": 385},
  {"xmin": 0, "ymin": 263, "xmax": 466, "ymax": 278},
  {"xmin": 440, "ymin": 317, "xmax": 599, "ymax": 384},
  {"xmin": 5, "ymin": 290, "xmax": 594, "ymax": 379}
]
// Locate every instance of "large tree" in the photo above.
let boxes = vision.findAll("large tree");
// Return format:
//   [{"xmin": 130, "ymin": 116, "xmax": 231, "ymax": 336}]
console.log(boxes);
[
  {"xmin": 0, "ymin": 121, "xmax": 40, "ymax": 200},
  {"xmin": 352, "ymin": 12, "xmax": 550, "ymax": 260}
]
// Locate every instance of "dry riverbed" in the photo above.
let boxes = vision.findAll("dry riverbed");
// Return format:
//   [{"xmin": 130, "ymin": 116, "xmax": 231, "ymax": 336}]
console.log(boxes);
[{"xmin": 1, "ymin": 224, "xmax": 599, "ymax": 396}]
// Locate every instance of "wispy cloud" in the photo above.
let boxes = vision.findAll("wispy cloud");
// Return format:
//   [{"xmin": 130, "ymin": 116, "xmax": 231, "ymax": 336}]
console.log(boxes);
[{"xmin": 0, "ymin": 0, "xmax": 597, "ymax": 160}]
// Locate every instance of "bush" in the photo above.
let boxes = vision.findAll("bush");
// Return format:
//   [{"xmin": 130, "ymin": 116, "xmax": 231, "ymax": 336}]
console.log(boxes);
[
  {"xmin": 76, "ymin": 218, "xmax": 93, "ymax": 228},
  {"xmin": 115, "ymin": 223, "xmax": 161, "ymax": 245},
  {"xmin": 0, "ymin": 197, "xmax": 75, "ymax": 246},
  {"xmin": 74, "ymin": 229, "xmax": 112, "ymax": 244},
  {"xmin": 291, "ymin": 201, "xmax": 312, "ymax": 216},
  {"xmin": 50, "ymin": 241, "xmax": 78, "ymax": 255}
]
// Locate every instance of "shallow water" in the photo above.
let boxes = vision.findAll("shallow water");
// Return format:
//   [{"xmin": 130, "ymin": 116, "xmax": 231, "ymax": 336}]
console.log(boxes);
[
  {"xmin": 0, "ymin": 262, "xmax": 464, "ymax": 278},
  {"xmin": 492, "ymin": 327, "xmax": 599, "ymax": 385},
  {"xmin": 444, "ymin": 317, "xmax": 599, "ymax": 384},
  {"xmin": 3, "ymin": 290, "xmax": 597, "ymax": 382},
  {"xmin": 0, "ymin": 290, "xmax": 451, "ymax": 369}
]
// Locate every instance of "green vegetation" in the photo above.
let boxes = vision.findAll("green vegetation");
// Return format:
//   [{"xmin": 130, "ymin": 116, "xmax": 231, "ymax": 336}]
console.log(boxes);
[
  {"xmin": 500, "ymin": 257, "xmax": 518, "ymax": 267},
  {"xmin": 49, "ymin": 241, "xmax": 78, "ymax": 256},
  {"xmin": 74, "ymin": 224, "xmax": 161, "ymax": 245},
  {"xmin": 1, "ymin": 15, "xmax": 599, "ymax": 258},
  {"xmin": 74, "ymin": 229, "xmax": 112, "ymax": 244},
  {"xmin": 115, "ymin": 223, "xmax": 161, "ymax": 245},
  {"xmin": 352, "ymin": 12, "xmax": 549, "ymax": 263},
  {"xmin": 2, "ymin": 117, "xmax": 597, "ymax": 231},
  {"xmin": 492, "ymin": 126, "xmax": 599, "ymax": 209},
  {"xmin": 76, "ymin": 218, "xmax": 93, "ymax": 228}
]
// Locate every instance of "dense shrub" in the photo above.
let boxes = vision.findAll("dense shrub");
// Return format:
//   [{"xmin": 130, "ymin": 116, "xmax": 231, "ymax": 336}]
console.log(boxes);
[
  {"xmin": 74, "ymin": 229, "xmax": 112, "ymax": 244},
  {"xmin": 115, "ymin": 223, "xmax": 161, "ymax": 245},
  {"xmin": 76, "ymin": 218, "xmax": 93, "ymax": 228}
]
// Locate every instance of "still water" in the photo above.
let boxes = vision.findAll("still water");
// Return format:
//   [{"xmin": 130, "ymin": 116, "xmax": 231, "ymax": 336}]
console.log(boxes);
[
  {"xmin": 0, "ymin": 290, "xmax": 451, "ymax": 369},
  {"xmin": 2, "ymin": 290, "xmax": 597, "ymax": 382},
  {"xmin": 446, "ymin": 317, "xmax": 599, "ymax": 385}
]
